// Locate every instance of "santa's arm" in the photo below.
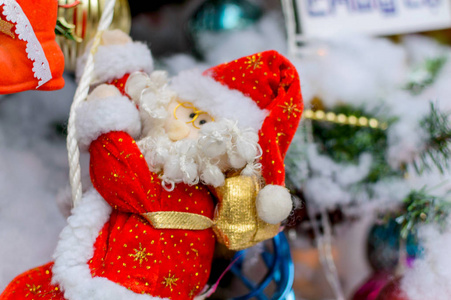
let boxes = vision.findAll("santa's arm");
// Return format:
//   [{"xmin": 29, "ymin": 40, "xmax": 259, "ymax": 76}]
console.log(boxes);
[
  {"xmin": 89, "ymin": 131, "xmax": 161, "ymax": 214},
  {"xmin": 75, "ymin": 85, "xmax": 159, "ymax": 213}
]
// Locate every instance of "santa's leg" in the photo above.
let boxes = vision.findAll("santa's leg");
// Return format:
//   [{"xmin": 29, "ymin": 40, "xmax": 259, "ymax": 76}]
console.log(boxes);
[{"xmin": 0, "ymin": 262, "xmax": 65, "ymax": 300}]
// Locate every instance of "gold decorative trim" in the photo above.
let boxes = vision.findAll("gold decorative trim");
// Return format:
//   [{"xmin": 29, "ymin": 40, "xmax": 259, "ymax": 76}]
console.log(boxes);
[
  {"xmin": 303, "ymin": 109, "xmax": 388, "ymax": 130},
  {"xmin": 142, "ymin": 211, "xmax": 214, "ymax": 230}
]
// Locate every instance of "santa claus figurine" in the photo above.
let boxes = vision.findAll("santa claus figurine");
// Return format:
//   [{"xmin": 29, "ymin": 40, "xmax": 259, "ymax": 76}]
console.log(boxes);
[{"xmin": 0, "ymin": 31, "xmax": 303, "ymax": 299}]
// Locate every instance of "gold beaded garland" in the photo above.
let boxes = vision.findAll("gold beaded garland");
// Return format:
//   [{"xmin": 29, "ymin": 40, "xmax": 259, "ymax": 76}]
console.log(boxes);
[{"xmin": 303, "ymin": 109, "xmax": 388, "ymax": 130}]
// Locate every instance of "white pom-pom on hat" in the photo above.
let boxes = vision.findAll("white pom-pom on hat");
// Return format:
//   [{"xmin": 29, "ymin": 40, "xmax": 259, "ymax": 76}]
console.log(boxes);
[{"xmin": 256, "ymin": 185, "xmax": 292, "ymax": 224}]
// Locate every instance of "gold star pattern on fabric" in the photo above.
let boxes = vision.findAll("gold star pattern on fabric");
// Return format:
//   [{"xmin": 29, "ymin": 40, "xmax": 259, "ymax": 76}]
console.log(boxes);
[
  {"xmin": 128, "ymin": 243, "xmax": 151, "ymax": 265},
  {"xmin": 25, "ymin": 284, "xmax": 41, "ymax": 297},
  {"xmin": 0, "ymin": 15, "xmax": 15, "ymax": 39},
  {"xmin": 275, "ymin": 132, "xmax": 286, "ymax": 144},
  {"xmin": 161, "ymin": 272, "xmax": 179, "ymax": 291},
  {"xmin": 189, "ymin": 287, "xmax": 199, "ymax": 297},
  {"xmin": 245, "ymin": 54, "xmax": 263, "ymax": 70},
  {"xmin": 278, "ymin": 98, "xmax": 301, "ymax": 119}
]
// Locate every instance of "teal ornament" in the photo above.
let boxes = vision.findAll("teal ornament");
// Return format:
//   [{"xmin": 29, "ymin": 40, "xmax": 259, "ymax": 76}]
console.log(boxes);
[
  {"xmin": 405, "ymin": 231, "xmax": 423, "ymax": 261},
  {"xmin": 188, "ymin": 0, "xmax": 262, "ymax": 56},
  {"xmin": 366, "ymin": 219, "xmax": 401, "ymax": 273}
]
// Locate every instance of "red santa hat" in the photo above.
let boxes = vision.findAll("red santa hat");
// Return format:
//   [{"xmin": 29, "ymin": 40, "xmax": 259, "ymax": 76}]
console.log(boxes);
[{"xmin": 171, "ymin": 50, "xmax": 303, "ymax": 224}]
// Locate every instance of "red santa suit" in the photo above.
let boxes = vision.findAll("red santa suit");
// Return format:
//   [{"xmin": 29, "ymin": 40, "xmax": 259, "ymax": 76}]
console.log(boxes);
[
  {"xmin": 0, "ymin": 132, "xmax": 216, "ymax": 300},
  {"xmin": 87, "ymin": 131, "xmax": 216, "ymax": 299}
]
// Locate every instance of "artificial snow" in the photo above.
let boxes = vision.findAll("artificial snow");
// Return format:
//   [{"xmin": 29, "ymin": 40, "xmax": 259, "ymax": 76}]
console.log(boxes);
[
  {"xmin": 402, "ymin": 224, "xmax": 451, "ymax": 300},
  {"xmin": 0, "ymin": 78, "xmax": 75, "ymax": 290}
]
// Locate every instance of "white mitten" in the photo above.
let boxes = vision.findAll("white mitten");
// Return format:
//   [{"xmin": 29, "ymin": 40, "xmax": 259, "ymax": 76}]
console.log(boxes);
[{"xmin": 75, "ymin": 84, "xmax": 141, "ymax": 149}]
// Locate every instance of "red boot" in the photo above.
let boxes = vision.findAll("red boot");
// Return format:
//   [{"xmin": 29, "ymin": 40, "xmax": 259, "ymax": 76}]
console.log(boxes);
[{"xmin": 0, "ymin": 0, "xmax": 65, "ymax": 94}]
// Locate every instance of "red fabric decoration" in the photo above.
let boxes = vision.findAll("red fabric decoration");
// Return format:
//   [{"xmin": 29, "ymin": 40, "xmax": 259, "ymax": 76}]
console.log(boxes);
[
  {"xmin": 87, "ymin": 131, "xmax": 216, "ymax": 299},
  {"xmin": 108, "ymin": 74, "xmax": 131, "ymax": 96},
  {"xmin": 0, "ymin": 0, "xmax": 65, "ymax": 94},
  {"xmin": 0, "ymin": 262, "xmax": 65, "ymax": 300},
  {"xmin": 205, "ymin": 50, "xmax": 303, "ymax": 186}
]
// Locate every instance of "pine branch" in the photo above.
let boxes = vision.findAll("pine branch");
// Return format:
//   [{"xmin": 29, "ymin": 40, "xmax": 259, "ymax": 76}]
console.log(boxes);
[
  {"xmin": 414, "ymin": 102, "xmax": 451, "ymax": 174},
  {"xmin": 395, "ymin": 188, "xmax": 451, "ymax": 239},
  {"xmin": 55, "ymin": 17, "xmax": 82, "ymax": 42},
  {"xmin": 405, "ymin": 56, "xmax": 447, "ymax": 95},
  {"xmin": 310, "ymin": 105, "xmax": 399, "ymax": 183}
]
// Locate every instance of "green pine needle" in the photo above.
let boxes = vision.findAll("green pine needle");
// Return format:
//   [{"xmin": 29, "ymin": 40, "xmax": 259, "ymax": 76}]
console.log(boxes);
[
  {"xmin": 311, "ymin": 105, "xmax": 399, "ymax": 183},
  {"xmin": 405, "ymin": 56, "xmax": 447, "ymax": 95},
  {"xmin": 414, "ymin": 102, "xmax": 451, "ymax": 174},
  {"xmin": 396, "ymin": 188, "xmax": 451, "ymax": 239},
  {"xmin": 55, "ymin": 17, "xmax": 82, "ymax": 42}
]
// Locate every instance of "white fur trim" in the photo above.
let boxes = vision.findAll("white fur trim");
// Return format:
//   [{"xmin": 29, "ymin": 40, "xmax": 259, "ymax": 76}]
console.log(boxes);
[
  {"xmin": 170, "ymin": 69, "xmax": 268, "ymax": 131},
  {"xmin": 52, "ymin": 188, "xmax": 166, "ymax": 300},
  {"xmin": 75, "ymin": 95, "xmax": 141, "ymax": 150},
  {"xmin": 76, "ymin": 42, "xmax": 153, "ymax": 84},
  {"xmin": 256, "ymin": 185, "xmax": 292, "ymax": 224}
]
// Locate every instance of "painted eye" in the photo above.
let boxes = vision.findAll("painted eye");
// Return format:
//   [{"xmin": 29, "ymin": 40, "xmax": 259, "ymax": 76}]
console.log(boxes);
[
  {"xmin": 189, "ymin": 113, "xmax": 196, "ymax": 119},
  {"xmin": 199, "ymin": 120, "xmax": 207, "ymax": 125}
]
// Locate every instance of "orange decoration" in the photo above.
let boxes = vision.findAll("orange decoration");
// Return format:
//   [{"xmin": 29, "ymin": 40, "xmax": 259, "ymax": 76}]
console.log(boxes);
[{"xmin": 0, "ymin": 0, "xmax": 65, "ymax": 94}]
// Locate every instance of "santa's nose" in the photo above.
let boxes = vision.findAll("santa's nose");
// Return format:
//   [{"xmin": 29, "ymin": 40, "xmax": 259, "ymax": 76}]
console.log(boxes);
[{"xmin": 165, "ymin": 119, "xmax": 190, "ymax": 141}]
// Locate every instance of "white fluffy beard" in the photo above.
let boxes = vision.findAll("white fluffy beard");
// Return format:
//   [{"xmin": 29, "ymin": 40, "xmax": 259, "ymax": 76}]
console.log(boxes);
[{"xmin": 137, "ymin": 119, "xmax": 262, "ymax": 190}]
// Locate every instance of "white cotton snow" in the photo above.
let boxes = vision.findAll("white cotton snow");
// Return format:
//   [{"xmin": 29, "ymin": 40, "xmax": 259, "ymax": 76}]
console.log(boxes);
[
  {"xmin": 402, "ymin": 224, "xmax": 451, "ymax": 300},
  {"xmin": 293, "ymin": 35, "xmax": 407, "ymax": 108},
  {"xmin": 0, "ymin": 77, "xmax": 76, "ymax": 290}
]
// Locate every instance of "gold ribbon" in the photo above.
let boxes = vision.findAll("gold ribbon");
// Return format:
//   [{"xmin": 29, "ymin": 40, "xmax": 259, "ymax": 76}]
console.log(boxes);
[
  {"xmin": 142, "ymin": 211, "xmax": 214, "ymax": 230},
  {"xmin": 141, "ymin": 175, "xmax": 280, "ymax": 251}
]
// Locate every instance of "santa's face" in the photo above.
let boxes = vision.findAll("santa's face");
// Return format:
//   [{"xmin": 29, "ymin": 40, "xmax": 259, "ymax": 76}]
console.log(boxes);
[
  {"xmin": 164, "ymin": 99, "xmax": 214, "ymax": 141},
  {"xmin": 135, "ymin": 72, "xmax": 260, "ymax": 189}
]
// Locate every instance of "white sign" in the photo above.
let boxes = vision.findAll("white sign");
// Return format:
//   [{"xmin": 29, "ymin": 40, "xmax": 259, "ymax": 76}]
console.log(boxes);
[{"xmin": 285, "ymin": 0, "xmax": 451, "ymax": 38}]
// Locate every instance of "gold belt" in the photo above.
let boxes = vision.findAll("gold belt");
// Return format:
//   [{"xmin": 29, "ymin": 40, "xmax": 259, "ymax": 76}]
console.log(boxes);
[{"xmin": 142, "ymin": 211, "xmax": 214, "ymax": 230}]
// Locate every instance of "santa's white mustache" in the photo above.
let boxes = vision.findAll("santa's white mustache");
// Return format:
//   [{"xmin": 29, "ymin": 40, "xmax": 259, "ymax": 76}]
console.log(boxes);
[{"xmin": 137, "ymin": 119, "xmax": 261, "ymax": 190}]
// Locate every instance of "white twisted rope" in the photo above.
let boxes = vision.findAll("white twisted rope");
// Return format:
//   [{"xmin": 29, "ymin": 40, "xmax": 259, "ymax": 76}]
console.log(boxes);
[{"xmin": 67, "ymin": 0, "xmax": 117, "ymax": 207}]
